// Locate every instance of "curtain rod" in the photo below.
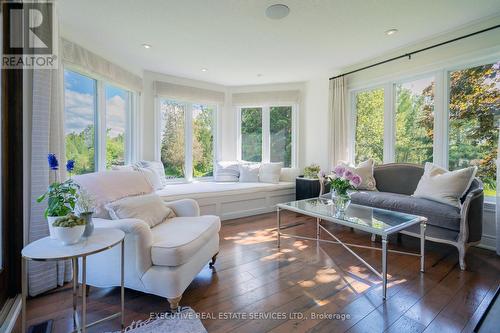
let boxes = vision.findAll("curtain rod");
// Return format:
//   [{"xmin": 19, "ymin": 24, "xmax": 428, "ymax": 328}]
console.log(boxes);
[{"xmin": 329, "ymin": 24, "xmax": 500, "ymax": 81}]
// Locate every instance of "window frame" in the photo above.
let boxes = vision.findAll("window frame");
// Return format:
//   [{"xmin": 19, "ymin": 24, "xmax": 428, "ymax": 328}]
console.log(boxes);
[
  {"xmin": 236, "ymin": 103, "xmax": 298, "ymax": 167},
  {"xmin": 348, "ymin": 53, "xmax": 500, "ymax": 199},
  {"xmin": 156, "ymin": 98, "xmax": 219, "ymax": 183},
  {"xmin": 62, "ymin": 65, "xmax": 137, "ymax": 172}
]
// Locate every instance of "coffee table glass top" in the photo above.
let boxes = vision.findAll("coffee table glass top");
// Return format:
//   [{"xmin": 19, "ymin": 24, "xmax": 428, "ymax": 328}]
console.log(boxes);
[{"xmin": 277, "ymin": 198, "xmax": 426, "ymax": 236}]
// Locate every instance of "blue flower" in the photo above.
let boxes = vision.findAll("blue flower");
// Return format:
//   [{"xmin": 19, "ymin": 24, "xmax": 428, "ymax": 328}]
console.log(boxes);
[
  {"xmin": 66, "ymin": 159, "xmax": 75, "ymax": 173},
  {"xmin": 48, "ymin": 153, "xmax": 59, "ymax": 170}
]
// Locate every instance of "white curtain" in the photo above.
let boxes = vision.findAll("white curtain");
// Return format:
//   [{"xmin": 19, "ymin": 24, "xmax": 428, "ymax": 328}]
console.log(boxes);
[
  {"xmin": 27, "ymin": 5, "xmax": 72, "ymax": 296},
  {"xmin": 231, "ymin": 90, "xmax": 300, "ymax": 105},
  {"xmin": 328, "ymin": 77, "xmax": 348, "ymax": 170},
  {"xmin": 154, "ymin": 81, "xmax": 225, "ymax": 104}
]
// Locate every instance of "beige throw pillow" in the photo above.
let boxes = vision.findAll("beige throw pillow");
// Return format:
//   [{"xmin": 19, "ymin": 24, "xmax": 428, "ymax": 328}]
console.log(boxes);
[
  {"xmin": 413, "ymin": 162, "xmax": 477, "ymax": 208},
  {"xmin": 259, "ymin": 162, "xmax": 283, "ymax": 184},
  {"xmin": 340, "ymin": 159, "xmax": 377, "ymax": 191},
  {"xmin": 105, "ymin": 194, "xmax": 176, "ymax": 228}
]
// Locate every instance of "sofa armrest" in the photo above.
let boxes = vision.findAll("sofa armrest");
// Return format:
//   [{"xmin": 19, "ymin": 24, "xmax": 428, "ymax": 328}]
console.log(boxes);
[
  {"xmin": 163, "ymin": 199, "xmax": 200, "ymax": 217},
  {"xmin": 459, "ymin": 188, "xmax": 484, "ymax": 244},
  {"xmin": 93, "ymin": 218, "xmax": 153, "ymax": 275}
]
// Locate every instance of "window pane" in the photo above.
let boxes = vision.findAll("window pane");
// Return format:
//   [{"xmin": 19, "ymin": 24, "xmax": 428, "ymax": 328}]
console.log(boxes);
[
  {"xmin": 395, "ymin": 77, "xmax": 435, "ymax": 164},
  {"xmin": 355, "ymin": 88, "xmax": 384, "ymax": 164},
  {"xmin": 241, "ymin": 107, "xmax": 262, "ymax": 162},
  {"xmin": 160, "ymin": 100, "xmax": 185, "ymax": 179},
  {"xmin": 270, "ymin": 106, "xmax": 292, "ymax": 167},
  {"xmin": 105, "ymin": 85, "xmax": 128, "ymax": 168},
  {"xmin": 449, "ymin": 62, "xmax": 500, "ymax": 197},
  {"xmin": 64, "ymin": 70, "xmax": 96, "ymax": 174},
  {"xmin": 193, "ymin": 104, "xmax": 214, "ymax": 177}
]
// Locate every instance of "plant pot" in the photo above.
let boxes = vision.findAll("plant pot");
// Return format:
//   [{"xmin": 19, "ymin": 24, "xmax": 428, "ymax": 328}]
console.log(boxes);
[
  {"xmin": 47, "ymin": 216, "xmax": 63, "ymax": 239},
  {"xmin": 80, "ymin": 212, "xmax": 94, "ymax": 238},
  {"xmin": 53, "ymin": 225, "xmax": 85, "ymax": 245}
]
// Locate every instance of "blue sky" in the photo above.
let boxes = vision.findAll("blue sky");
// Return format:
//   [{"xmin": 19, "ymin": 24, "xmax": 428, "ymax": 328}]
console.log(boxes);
[{"xmin": 64, "ymin": 70, "xmax": 127, "ymax": 138}]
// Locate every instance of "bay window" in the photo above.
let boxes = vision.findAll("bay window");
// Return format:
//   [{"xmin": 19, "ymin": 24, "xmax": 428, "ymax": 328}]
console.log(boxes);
[
  {"xmin": 159, "ymin": 99, "xmax": 217, "ymax": 181},
  {"xmin": 63, "ymin": 69, "xmax": 135, "ymax": 174},
  {"xmin": 238, "ymin": 104, "xmax": 296, "ymax": 167}
]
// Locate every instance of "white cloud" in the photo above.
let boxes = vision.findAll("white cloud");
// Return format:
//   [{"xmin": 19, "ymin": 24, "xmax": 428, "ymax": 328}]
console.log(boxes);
[
  {"xmin": 106, "ymin": 95, "xmax": 127, "ymax": 138},
  {"xmin": 64, "ymin": 90, "xmax": 94, "ymax": 134}
]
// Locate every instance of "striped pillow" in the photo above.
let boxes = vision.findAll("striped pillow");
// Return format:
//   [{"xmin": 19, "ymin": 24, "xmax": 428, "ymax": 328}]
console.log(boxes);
[{"xmin": 215, "ymin": 161, "xmax": 240, "ymax": 182}]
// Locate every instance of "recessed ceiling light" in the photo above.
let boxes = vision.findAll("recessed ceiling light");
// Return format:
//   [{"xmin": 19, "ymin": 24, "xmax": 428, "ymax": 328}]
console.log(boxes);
[
  {"xmin": 201, "ymin": 68, "xmax": 208, "ymax": 72},
  {"xmin": 142, "ymin": 43, "xmax": 152, "ymax": 49},
  {"xmin": 266, "ymin": 4, "xmax": 290, "ymax": 20},
  {"xmin": 385, "ymin": 29, "xmax": 398, "ymax": 36}
]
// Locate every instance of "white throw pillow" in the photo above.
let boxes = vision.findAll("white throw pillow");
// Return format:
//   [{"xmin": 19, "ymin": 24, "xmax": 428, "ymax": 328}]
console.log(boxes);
[
  {"xmin": 239, "ymin": 163, "xmax": 260, "ymax": 182},
  {"xmin": 137, "ymin": 167, "xmax": 162, "ymax": 191},
  {"xmin": 413, "ymin": 162, "xmax": 477, "ymax": 208},
  {"xmin": 259, "ymin": 163, "xmax": 283, "ymax": 184},
  {"xmin": 214, "ymin": 161, "xmax": 240, "ymax": 182},
  {"xmin": 138, "ymin": 160, "xmax": 167, "ymax": 188},
  {"xmin": 280, "ymin": 167, "xmax": 302, "ymax": 182},
  {"xmin": 340, "ymin": 159, "xmax": 377, "ymax": 191},
  {"xmin": 105, "ymin": 194, "xmax": 176, "ymax": 228}
]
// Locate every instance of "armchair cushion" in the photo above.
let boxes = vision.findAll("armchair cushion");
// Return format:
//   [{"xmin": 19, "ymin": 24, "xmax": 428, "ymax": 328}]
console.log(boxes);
[
  {"xmin": 163, "ymin": 199, "xmax": 200, "ymax": 217},
  {"xmin": 150, "ymin": 215, "xmax": 221, "ymax": 266}
]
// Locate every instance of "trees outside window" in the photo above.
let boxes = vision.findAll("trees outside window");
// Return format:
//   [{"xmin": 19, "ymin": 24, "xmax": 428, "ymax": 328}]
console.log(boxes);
[
  {"xmin": 270, "ymin": 106, "xmax": 293, "ymax": 167},
  {"xmin": 64, "ymin": 70, "xmax": 96, "ymax": 175},
  {"xmin": 105, "ymin": 85, "xmax": 129, "ymax": 168},
  {"xmin": 355, "ymin": 88, "xmax": 384, "ymax": 164},
  {"xmin": 395, "ymin": 77, "xmax": 435, "ymax": 164},
  {"xmin": 241, "ymin": 107, "xmax": 263, "ymax": 162},
  {"xmin": 448, "ymin": 62, "xmax": 499, "ymax": 196},
  {"xmin": 159, "ymin": 99, "xmax": 217, "ymax": 180}
]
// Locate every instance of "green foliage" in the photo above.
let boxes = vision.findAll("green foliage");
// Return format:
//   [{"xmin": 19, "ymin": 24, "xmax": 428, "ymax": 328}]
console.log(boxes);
[
  {"xmin": 326, "ymin": 176, "xmax": 356, "ymax": 196},
  {"xmin": 37, "ymin": 179, "xmax": 79, "ymax": 218},
  {"xmin": 270, "ymin": 106, "xmax": 292, "ymax": 167},
  {"xmin": 52, "ymin": 213, "xmax": 85, "ymax": 227},
  {"xmin": 193, "ymin": 106, "xmax": 214, "ymax": 177},
  {"xmin": 161, "ymin": 102, "xmax": 185, "ymax": 178},
  {"xmin": 355, "ymin": 89, "xmax": 384, "ymax": 164},
  {"xmin": 395, "ymin": 82, "xmax": 434, "ymax": 164},
  {"xmin": 448, "ymin": 63, "xmax": 499, "ymax": 194},
  {"xmin": 65, "ymin": 125, "xmax": 95, "ymax": 175},
  {"xmin": 106, "ymin": 131, "xmax": 125, "ymax": 168},
  {"xmin": 241, "ymin": 108, "xmax": 263, "ymax": 162},
  {"xmin": 304, "ymin": 164, "xmax": 321, "ymax": 179}
]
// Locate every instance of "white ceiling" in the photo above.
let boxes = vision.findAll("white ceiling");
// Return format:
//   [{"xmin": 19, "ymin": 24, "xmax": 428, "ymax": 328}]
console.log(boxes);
[{"xmin": 59, "ymin": 0, "xmax": 500, "ymax": 86}]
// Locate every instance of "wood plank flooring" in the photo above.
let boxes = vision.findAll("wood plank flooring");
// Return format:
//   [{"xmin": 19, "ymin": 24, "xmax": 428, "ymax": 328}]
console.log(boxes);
[{"xmin": 26, "ymin": 211, "xmax": 500, "ymax": 333}]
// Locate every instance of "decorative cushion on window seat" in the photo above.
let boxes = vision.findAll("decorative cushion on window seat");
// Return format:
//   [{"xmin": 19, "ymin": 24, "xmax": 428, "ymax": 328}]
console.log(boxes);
[{"xmin": 150, "ymin": 215, "xmax": 221, "ymax": 266}]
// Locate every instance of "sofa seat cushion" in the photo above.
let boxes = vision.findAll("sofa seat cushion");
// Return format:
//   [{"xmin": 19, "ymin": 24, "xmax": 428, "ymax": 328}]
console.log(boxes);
[
  {"xmin": 351, "ymin": 191, "xmax": 461, "ymax": 231},
  {"xmin": 150, "ymin": 215, "xmax": 221, "ymax": 267}
]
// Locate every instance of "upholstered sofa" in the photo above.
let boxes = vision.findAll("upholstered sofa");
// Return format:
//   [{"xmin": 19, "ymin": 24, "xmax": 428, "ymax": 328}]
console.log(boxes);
[
  {"xmin": 73, "ymin": 171, "xmax": 220, "ymax": 310},
  {"xmin": 322, "ymin": 163, "xmax": 483, "ymax": 270}
]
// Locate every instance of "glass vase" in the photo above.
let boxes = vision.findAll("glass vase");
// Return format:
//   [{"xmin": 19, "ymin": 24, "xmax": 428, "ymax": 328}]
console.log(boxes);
[
  {"xmin": 331, "ymin": 190, "xmax": 351, "ymax": 213},
  {"xmin": 81, "ymin": 212, "xmax": 94, "ymax": 238}
]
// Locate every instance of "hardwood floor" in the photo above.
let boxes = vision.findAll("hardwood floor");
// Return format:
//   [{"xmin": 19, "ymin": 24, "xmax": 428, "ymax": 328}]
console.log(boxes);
[{"xmin": 26, "ymin": 211, "xmax": 500, "ymax": 333}]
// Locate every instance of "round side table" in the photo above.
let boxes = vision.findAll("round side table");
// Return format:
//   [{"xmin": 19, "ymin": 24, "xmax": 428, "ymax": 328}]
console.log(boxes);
[{"xmin": 21, "ymin": 228, "xmax": 125, "ymax": 333}]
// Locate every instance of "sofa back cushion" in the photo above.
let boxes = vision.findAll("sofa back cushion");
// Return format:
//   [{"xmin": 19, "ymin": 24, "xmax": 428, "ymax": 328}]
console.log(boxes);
[
  {"xmin": 373, "ymin": 163, "xmax": 424, "ymax": 195},
  {"xmin": 74, "ymin": 171, "xmax": 153, "ymax": 219}
]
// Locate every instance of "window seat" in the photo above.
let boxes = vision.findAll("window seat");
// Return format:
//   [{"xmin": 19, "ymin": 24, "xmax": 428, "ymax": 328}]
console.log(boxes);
[{"xmin": 156, "ymin": 181, "xmax": 296, "ymax": 220}]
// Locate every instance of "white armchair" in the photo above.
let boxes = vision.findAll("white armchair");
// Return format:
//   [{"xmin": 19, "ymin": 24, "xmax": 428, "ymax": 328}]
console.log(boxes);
[{"xmin": 74, "ymin": 172, "xmax": 220, "ymax": 310}]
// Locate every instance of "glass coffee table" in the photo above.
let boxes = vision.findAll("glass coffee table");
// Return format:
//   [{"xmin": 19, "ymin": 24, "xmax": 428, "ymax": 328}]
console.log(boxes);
[{"xmin": 276, "ymin": 198, "xmax": 427, "ymax": 300}]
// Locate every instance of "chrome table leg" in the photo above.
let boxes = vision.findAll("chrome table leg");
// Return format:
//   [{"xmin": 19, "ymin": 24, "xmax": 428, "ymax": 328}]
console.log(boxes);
[
  {"xmin": 277, "ymin": 208, "xmax": 281, "ymax": 248},
  {"xmin": 420, "ymin": 221, "xmax": 426, "ymax": 272},
  {"xmin": 382, "ymin": 236, "xmax": 388, "ymax": 300},
  {"xmin": 22, "ymin": 258, "xmax": 27, "ymax": 333},
  {"xmin": 121, "ymin": 240, "xmax": 125, "ymax": 329},
  {"xmin": 82, "ymin": 256, "xmax": 87, "ymax": 333}
]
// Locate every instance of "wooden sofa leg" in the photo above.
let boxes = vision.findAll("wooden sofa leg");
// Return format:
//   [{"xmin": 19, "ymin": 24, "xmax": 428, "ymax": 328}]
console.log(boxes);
[
  {"xmin": 209, "ymin": 253, "xmax": 219, "ymax": 268},
  {"xmin": 168, "ymin": 296, "xmax": 182, "ymax": 312},
  {"xmin": 458, "ymin": 245, "xmax": 467, "ymax": 271}
]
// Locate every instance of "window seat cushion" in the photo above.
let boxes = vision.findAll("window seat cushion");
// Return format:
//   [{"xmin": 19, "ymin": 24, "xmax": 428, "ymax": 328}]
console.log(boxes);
[{"xmin": 156, "ymin": 181, "xmax": 295, "ymax": 201}]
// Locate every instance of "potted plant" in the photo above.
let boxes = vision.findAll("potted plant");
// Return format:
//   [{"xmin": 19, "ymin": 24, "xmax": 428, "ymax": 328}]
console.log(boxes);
[
  {"xmin": 326, "ymin": 165, "xmax": 362, "ymax": 213},
  {"xmin": 303, "ymin": 164, "xmax": 321, "ymax": 179},
  {"xmin": 77, "ymin": 188, "xmax": 96, "ymax": 238},
  {"xmin": 52, "ymin": 213, "xmax": 86, "ymax": 245},
  {"xmin": 37, "ymin": 154, "xmax": 79, "ymax": 238}
]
